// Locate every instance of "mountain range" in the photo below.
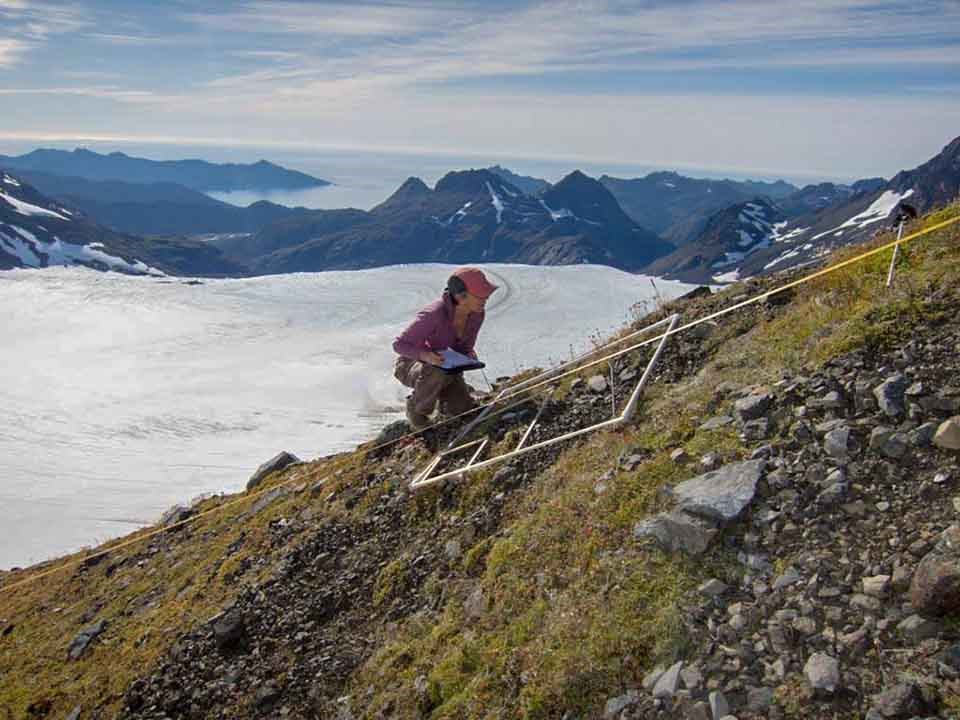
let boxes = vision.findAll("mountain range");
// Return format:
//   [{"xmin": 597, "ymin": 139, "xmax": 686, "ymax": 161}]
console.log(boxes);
[
  {"xmin": 0, "ymin": 148, "xmax": 330, "ymax": 192},
  {"xmin": 240, "ymin": 169, "xmax": 674, "ymax": 274},
  {"xmin": 1, "ymin": 135, "xmax": 958, "ymax": 280},
  {"xmin": 9, "ymin": 169, "xmax": 314, "ymax": 236}
]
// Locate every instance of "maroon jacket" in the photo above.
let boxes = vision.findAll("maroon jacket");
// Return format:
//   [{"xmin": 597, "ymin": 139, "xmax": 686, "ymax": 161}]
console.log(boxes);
[{"xmin": 393, "ymin": 292, "xmax": 484, "ymax": 360}]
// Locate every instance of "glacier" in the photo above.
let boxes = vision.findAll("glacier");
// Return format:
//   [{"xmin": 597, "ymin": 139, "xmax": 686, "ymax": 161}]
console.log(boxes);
[{"xmin": 0, "ymin": 263, "xmax": 695, "ymax": 569}]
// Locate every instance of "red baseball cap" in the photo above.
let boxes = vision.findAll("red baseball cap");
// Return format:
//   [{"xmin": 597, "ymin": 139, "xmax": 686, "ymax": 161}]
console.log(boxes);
[{"xmin": 452, "ymin": 267, "xmax": 498, "ymax": 299}]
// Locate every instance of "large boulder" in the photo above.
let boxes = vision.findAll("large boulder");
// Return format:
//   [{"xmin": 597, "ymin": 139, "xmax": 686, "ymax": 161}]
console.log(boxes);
[
  {"xmin": 247, "ymin": 451, "xmax": 301, "ymax": 491},
  {"xmin": 664, "ymin": 459, "xmax": 765, "ymax": 523},
  {"xmin": 910, "ymin": 524, "xmax": 960, "ymax": 616}
]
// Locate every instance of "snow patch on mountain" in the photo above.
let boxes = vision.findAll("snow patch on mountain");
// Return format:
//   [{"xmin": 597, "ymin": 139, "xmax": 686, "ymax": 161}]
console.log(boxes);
[
  {"xmin": 0, "ymin": 189, "xmax": 71, "ymax": 220},
  {"xmin": 712, "ymin": 269, "xmax": 742, "ymax": 283},
  {"xmin": 812, "ymin": 189, "xmax": 914, "ymax": 240},
  {"xmin": 486, "ymin": 181, "xmax": 504, "ymax": 224},
  {"xmin": 447, "ymin": 201, "xmax": 472, "ymax": 225},
  {"xmin": 2, "ymin": 174, "xmax": 21, "ymax": 187},
  {"xmin": 1, "ymin": 225, "xmax": 164, "ymax": 275},
  {"xmin": 539, "ymin": 198, "xmax": 574, "ymax": 222}
]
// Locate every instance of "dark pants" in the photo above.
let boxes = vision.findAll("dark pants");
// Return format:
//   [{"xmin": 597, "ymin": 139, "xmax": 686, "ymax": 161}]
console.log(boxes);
[{"xmin": 394, "ymin": 357, "xmax": 476, "ymax": 419}]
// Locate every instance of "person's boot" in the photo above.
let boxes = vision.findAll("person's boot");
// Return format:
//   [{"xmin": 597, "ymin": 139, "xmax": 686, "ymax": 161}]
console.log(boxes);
[{"xmin": 405, "ymin": 398, "xmax": 430, "ymax": 430}]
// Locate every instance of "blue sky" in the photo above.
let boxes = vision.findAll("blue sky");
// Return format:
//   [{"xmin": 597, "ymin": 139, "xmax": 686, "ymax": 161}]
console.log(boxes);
[{"xmin": 1, "ymin": 0, "xmax": 959, "ymax": 180}]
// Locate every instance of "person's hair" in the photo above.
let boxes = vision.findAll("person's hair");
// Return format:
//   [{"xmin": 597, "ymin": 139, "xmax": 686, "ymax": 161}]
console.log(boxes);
[{"xmin": 446, "ymin": 274, "xmax": 467, "ymax": 301}]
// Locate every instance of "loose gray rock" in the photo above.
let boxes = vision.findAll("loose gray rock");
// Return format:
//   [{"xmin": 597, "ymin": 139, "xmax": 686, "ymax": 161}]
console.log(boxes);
[
  {"xmin": 603, "ymin": 690, "xmax": 639, "ymax": 718},
  {"xmin": 464, "ymin": 586, "xmax": 486, "ymax": 620},
  {"xmin": 65, "ymin": 707, "xmax": 81, "ymax": 720},
  {"xmin": 634, "ymin": 511, "xmax": 719, "ymax": 556},
  {"xmin": 897, "ymin": 614, "xmax": 942, "ymax": 642},
  {"xmin": 804, "ymin": 652, "xmax": 840, "ymax": 693},
  {"xmin": 247, "ymin": 451, "xmax": 301, "ymax": 492},
  {"xmin": 745, "ymin": 686, "xmax": 774, "ymax": 712},
  {"xmin": 642, "ymin": 666, "xmax": 665, "ymax": 691},
  {"xmin": 823, "ymin": 425, "xmax": 851, "ymax": 460},
  {"xmin": 908, "ymin": 422, "xmax": 939, "ymax": 447},
  {"xmin": 870, "ymin": 682, "xmax": 931, "ymax": 718},
  {"xmin": 734, "ymin": 393, "xmax": 772, "ymax": 422},
  {"xmin": 587, "ymin": 375, "xmax": 608, "ymax": 393},
  {"xmin": 874, "ymin": 374, "xmax": 908, "ymax": 417},
  {"xmin": 933, "ymin": 417, "xmax": 960, "ymax": 450},
  {"xmin": 699, "ymin": 578, "xmax": 728, "ymax": 597},
  {"xmin": 670, "ymin": 447, "xmax": 689, "ymax": 463},
  {"xmin": 666, "ymin": 459, "xmax": 765, "ymax": 523},
  {"xmin": 709, "ymin": 690, "xmax": 730, "ymax": 720},
  {"xmin": 652, "ymin": 660, "xmax": 683, "ymax": 699},
  {"xmin": 159, "ymin": 504, "xmax": 194, "ymax": 527},
  {"xmin": 249, "ymin": 486, "xmax": 289, "ymax": 516},
  {"xmin": 213, "ymin": 611, "xmax": 248, "ymax": 655},
  {"xmin": 700, "ymin": 415, "xmax": 733, "ymax": 431},
  {"xmin": 68, "ymin": 619, "xmax": 107, "ymax": 660},
  {"xmin": 862, "ymin": 575, "xmax": 891, "ymax": 598}
]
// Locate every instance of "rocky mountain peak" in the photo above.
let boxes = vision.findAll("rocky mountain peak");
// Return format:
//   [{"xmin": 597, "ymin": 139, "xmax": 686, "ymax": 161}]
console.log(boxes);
[
  {"xmin": 434, "ymin": 168, "xmax": 510, "ymax": 196},
  {"xmin": 543, "ymin": 170, "xmax": 636, "ymax": 227}
]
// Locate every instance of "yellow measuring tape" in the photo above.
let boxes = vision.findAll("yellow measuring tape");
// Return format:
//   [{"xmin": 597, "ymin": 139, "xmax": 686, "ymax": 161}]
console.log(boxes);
[{"xmin": 2, "ymin": 212, "xmax": 958, "ymax": 597}]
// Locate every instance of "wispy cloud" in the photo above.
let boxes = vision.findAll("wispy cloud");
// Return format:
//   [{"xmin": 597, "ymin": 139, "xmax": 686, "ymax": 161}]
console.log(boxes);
[
  {"xmin": 0, "ymin": 85, "xmax": 172, "ymax": 104},
  {"xmin": 184, "ymin": 1, "xmax": 470, "ymax": 38},
  {"xmin": 0, "ymin": 38, "xmax": 33, "ymax": 67},
  {"xmin": 188, "ymin": 0, "xmax": 960, "ymax": 102},
  {"xmin": 0, "ymin": 0, "xmax": 91, "ymax": 66}
]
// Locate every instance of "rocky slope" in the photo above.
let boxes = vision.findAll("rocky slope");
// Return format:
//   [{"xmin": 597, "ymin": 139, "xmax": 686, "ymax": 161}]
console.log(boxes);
[{"xmin": 1, "ymin": 204, "xmax": 959, "ymax": 720}]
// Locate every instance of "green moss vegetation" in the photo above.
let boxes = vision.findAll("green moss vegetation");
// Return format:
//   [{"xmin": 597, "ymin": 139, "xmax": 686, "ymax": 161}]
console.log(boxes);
[{"xmin": 1, "ymin": 204, "xmax": 958, "ymax": 719}]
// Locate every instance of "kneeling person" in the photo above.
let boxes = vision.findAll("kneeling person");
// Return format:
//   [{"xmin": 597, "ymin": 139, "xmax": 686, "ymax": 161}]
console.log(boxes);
[{"xmin": 392, "ymin": 267, "xmax": 498, "ymax": 429}]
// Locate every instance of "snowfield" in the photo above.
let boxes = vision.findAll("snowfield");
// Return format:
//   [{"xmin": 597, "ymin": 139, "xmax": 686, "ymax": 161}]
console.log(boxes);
[{"xmin": 0, "ymin": 263, "xmax": 695, "ymax": 568}]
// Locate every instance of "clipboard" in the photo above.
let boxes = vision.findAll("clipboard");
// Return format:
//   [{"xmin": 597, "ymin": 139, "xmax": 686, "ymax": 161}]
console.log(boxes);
[{"xmin": 440, "ymin": 348, "xmax": 485, "ymax": 374}]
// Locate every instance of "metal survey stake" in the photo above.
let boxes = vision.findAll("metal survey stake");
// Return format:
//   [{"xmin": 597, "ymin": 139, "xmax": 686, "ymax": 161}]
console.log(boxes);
[{"xmin": 886, "ymin": 220, "xmax": 905, "ymax": 288}]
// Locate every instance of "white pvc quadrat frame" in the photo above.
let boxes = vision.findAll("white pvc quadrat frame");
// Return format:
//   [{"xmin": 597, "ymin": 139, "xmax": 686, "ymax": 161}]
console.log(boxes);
[{"xmin": 410, "ymin": 313, "xmax": 681, "ymax": 491}]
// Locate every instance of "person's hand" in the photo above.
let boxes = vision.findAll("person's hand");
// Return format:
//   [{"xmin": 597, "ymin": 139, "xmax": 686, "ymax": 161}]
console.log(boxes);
[{"xmin": 420, "ymin": 350, "xmax": 444, "ymax": 366}]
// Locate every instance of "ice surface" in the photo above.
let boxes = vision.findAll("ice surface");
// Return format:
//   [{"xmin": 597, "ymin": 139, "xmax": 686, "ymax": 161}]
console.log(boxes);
[
  {"xmin": 0, "ymin": 263, "xmax": 695, "ymax": 568},
  {"xmin": 0, "ymin": 189, "xmax": 70, "ymax": 220}
]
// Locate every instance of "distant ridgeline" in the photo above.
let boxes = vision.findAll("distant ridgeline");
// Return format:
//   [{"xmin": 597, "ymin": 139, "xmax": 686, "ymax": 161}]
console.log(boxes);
[
  {"xmin": 1, "ymin": 134, "xmax": 958, "ymax": 280},
  {"xmin": 0, "ymin": 148, "xmax": 331, "ymax": 192}
]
